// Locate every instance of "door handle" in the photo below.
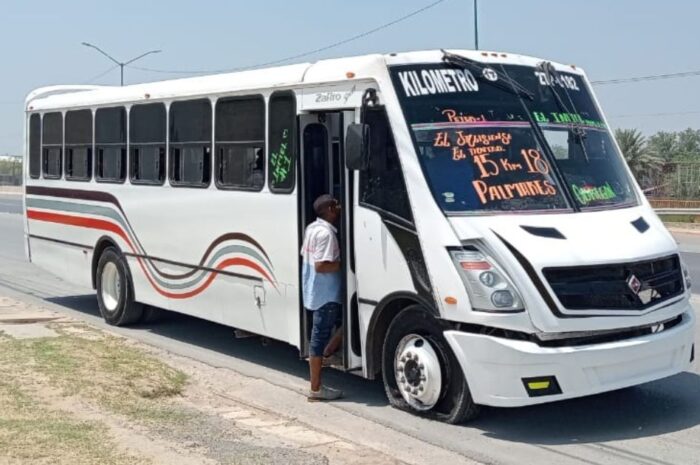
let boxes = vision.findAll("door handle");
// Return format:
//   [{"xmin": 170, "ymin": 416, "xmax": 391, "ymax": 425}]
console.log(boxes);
[{"xmin": 254, "ymin": 285, "xmax": 266, "ymax": 309}]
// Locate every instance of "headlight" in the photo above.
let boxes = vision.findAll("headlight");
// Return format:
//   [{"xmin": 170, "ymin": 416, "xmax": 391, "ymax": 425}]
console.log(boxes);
[
  {"xmin": 450, "ymin": 249, "xmax": 524, "ymax": 312},
  {"xmin": 681, "ymin": 259, "xmax": 692, "ymax": 290}
]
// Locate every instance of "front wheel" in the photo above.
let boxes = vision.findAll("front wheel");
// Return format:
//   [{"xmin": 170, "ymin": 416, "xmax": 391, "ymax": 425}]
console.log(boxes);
[{"xmin": 382, "ymin": 306, "xmax": 480, "ymax": 424}]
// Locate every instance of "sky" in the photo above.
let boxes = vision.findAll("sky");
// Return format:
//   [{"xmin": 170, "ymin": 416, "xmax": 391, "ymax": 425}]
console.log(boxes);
[{"xmin": 1, "ymin": 0, "xmax": 699, "ymax": 155}]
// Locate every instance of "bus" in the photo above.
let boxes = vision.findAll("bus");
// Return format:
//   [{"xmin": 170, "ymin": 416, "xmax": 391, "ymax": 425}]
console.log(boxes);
[{"xmin": 23, "ymin": 49, "xmax": 695, "ymax": 423}]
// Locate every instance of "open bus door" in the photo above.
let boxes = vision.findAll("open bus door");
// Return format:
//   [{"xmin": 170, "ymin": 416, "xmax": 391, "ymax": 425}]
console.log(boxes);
[{"xmin": 298, "ymin": 111, "xmax": 362, "ymax": 372}]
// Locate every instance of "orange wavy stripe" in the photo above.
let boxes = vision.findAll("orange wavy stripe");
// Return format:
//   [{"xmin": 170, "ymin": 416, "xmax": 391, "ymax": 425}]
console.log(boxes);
[{"xmin": 26, "ymin": 209, "xmax": 272, "ymax": 299}]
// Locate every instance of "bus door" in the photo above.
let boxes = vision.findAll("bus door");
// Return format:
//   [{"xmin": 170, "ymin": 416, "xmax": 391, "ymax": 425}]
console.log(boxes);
[{"xmin": 298, "ymin": 112, "xmax": 361, "ymax": 371}]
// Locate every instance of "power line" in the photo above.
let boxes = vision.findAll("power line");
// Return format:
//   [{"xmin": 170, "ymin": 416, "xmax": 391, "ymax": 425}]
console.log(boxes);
[
  {"xmin": 128, "ymin": 0, "xmax": 449, "ymax": 76},
  {"xmin": 83, "ymin": 64, "xmax": 121, "ymax": 84},
  {"xmin": 609, "ymin": 110, "xmax": 700, "ymax": 119},
  {"xmin": 592, "ymin": 70, "xmax": 700, "ymax": 85}
]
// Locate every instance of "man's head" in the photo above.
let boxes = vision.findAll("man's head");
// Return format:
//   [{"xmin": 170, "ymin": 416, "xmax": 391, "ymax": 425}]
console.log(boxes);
[{"xmin": 314, "ymin": 194, "xmax": 340, "ymax": 224}]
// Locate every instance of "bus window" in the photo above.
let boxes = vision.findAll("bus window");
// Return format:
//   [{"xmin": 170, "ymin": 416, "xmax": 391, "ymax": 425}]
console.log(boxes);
[
  {"xmin": 29, "ymin": 114, "xmax": 41, "ymax": 179},
  {"xmin": 268, "ymin": 92, "xmax": 296, "ymax": 193},
  {"xmin": 95, "ymin": 107, "xmax": 126, "ymax": 183},
  {"xmin": 42, "ymin": 112, "xmax": 63, "ymax": 179},
  {"xmin": 65, "ymin": 109, "xmax": 93, "ymax": 181},
  {"xmin": 359, "ymin": 108, "xmax": 412, "ymax": 222},
  {"xmin": 130, "ymin": 103, "xmax": 166, "ymax": 185},
  {"xmin": 215, "ymin": 96, "xmax": 265, "ymax": 190},
  {"xmin": 170, "ymin": 99, "xmax": 212, "ymax": 187}
]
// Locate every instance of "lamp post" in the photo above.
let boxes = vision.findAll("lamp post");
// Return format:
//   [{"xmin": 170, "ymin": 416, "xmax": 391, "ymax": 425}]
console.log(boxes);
[
  {"xmin": 474, "ymin": 0, "xmax": 479, "ymax": 50},
  {"xmin": 81, "ymin": 42, "xmax": 161, "ymax": 86}
]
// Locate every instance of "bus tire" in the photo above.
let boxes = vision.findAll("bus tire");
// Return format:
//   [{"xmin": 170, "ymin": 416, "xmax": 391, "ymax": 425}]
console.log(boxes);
[
  {"xmin": 381, "ymin": 305, "xmax": 480, "ymax": 424},
  {"xmin": 96, "ymin": 247, "xmax": 143, "ymax": 326}
]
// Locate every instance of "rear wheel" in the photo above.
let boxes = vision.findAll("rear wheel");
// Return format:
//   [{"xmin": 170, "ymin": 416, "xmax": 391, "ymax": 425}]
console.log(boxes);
[
  {"xmin": 96, "ymin": 247, "xmax": 143, "ymax": 326},
  {"xmin": 382, "ymin": 305, "xmax": 480, "ymax": 424}
]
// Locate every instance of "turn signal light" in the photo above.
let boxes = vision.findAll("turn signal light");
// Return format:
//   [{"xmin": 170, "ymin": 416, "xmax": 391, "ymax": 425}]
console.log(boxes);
[
  {"xmin": 459, "ymin": 261, "xmax": 491, "ymax": 271},
  {"xmin": 444, "ymin": 296, "xmax": 458, "ymax": 305}
]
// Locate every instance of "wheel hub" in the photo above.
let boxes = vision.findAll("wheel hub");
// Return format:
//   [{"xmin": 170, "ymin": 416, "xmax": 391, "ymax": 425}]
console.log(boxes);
[
  {"xmin": 394, "ymin": 334, "xmax": 442, "ymax": 411},
  {"xmin": 101, "ymin": 262, "xmax": 121, "ymax": 312}
]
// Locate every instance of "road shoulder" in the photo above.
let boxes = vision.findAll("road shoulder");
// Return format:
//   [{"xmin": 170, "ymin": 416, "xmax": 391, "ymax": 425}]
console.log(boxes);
[{"xmin": 0, "ymin": 291, "xmax": 481, "ymax": 465}]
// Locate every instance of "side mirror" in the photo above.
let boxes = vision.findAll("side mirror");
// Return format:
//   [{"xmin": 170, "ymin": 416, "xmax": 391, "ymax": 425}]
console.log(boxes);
[{"xmin": 345, "ymin": 123, "xmax": 370, "ymax": 171}]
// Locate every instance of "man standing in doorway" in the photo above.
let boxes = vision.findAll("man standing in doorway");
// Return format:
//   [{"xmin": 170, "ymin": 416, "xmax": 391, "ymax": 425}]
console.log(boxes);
[{"xmin": 301, "ymin": 194, "xmax": 343, "ymax": 401}]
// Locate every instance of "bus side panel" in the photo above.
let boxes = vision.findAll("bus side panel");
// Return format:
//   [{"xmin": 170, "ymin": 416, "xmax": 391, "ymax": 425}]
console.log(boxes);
[
  {"xmin": 124, "ymin": 255, "xmax": 171, "ymax": 314},
  {"xmin": 115, "ymin": 185, "xmax": 300, "ymax": 346},
  {"xmin": 25, "ymin": 216, "xmax": 101, "ymax": 291},
  {"xmin": 354, "ymin": 206, "xmax": 417, "ymax": 375}
]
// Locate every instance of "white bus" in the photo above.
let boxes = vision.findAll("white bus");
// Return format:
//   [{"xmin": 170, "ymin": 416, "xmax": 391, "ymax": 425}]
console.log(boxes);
[{"xmin": 23, "ymin": 49, "xmax": 695, "ymax": 423}]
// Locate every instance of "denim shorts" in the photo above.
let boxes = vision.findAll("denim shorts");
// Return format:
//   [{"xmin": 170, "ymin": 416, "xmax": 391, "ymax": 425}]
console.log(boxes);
[{"xmin": 308, "ymin": 302, "xmax": 342, "ymax": 357}]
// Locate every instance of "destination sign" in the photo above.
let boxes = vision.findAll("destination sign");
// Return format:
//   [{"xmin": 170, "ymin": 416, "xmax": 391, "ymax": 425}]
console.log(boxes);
[{"xmin": 397, "ymin": 68, "xmax": 479, "ymax": 98}]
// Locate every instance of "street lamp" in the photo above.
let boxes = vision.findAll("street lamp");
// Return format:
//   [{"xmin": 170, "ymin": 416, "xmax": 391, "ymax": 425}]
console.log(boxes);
[
  {"xmin": 81, "ymin": 42, "xmax": 161, "ymax": 86},
  {"xmin": 473, "ymin": 0, "xmax": 479, "ymax": 50}
]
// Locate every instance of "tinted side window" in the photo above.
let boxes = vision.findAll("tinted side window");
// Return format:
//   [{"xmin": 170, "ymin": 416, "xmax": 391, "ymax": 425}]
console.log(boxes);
[
  {"xmin": 29, "ymin": 114, "xmax": 41, "ymax": 178},
  {"xmin": 170, "ymin": 99, "xmax": 211, "ymax": 187},
  {"xmin": 215, "ymin": 96, "xmax": 264, "ymax": 190},
  {"xmin": 268, "ymin": 92, "xmax": 296, "ymax": 192},
  {"xmin": 95, "ymin": 107, "xmax": 126, "ymax": 182},
  {"xmin": 359, "ymin": 108, "xmax": 413, "ymax": 221},
  {"xmin": 42, "ymin": 112, "xmax": 63, "ymax": 179},
  {"xmin": 65, "ymin": 109, "xmax": 93, "ymax": 181},
  {"xmin": 130, "ymin": 103, "xmax": 166, "ymax": 184}
]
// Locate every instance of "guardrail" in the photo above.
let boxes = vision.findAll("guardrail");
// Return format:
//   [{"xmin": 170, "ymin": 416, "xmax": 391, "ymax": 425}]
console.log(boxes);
[
  {"xmin": 655, "ymin": 208, "xmax": 700, "ymax": 215},
  {"xmin": 649, "ymin": 199, "xmax": 700, "ymax": 209}
]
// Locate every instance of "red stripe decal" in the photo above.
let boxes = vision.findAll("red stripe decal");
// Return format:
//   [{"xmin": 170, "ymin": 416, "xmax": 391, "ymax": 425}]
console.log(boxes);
[
  {"xmin": 27, "ymin": 210, "xmax": 135, "ymax": 251},
  {"xmin": 27, "ymin": 209, "xmax": 273, "ymax": 299}
]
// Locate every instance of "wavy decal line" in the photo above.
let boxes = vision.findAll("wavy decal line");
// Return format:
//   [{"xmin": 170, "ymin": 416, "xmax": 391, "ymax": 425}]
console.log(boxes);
[
  {"xmin": 26, "ymin": 199, "xmax": 277, "ymax": 299},
  {"xmin": 24, "ymin": 186, "xmax": 276, "ymax": 284},
  {"xmin": 25, "ymin": 197, "xmax": 275, "ymax": 286}
]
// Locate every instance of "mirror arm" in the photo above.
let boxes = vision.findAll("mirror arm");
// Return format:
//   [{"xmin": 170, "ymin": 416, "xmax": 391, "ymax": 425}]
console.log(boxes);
[{"xmin": 360, "ymin": 88, "xmax": 379, "ymax": 122}]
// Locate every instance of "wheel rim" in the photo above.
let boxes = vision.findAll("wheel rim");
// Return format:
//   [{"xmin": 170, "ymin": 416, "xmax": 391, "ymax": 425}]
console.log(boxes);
[
  {"xmin": 394, "ymin": 334, "xmax": 442, "ymax": 411},
  {"xmin": 101, "ymin": 262, "xmax": 121, "ymax": 312}
]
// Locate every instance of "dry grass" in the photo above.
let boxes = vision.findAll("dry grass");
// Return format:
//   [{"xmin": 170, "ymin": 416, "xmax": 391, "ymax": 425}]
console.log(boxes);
[
  {"xmin": 0, "ymin": 376, "xmax": 143, "ymax": 464},
  {"xmin": 0, "ymin": 323, "xmax": 190, "ymax": 464}
]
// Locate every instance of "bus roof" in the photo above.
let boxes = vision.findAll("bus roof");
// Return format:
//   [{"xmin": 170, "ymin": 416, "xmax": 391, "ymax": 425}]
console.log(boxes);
[{"xmin": 26, "ymin": 50, "xmax": 583, "ymax": 112}]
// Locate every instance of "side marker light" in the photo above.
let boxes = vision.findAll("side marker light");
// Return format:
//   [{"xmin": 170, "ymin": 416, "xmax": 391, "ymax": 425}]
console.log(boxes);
[{"xmin": 522, "ymin": 376, "xmax": 562, "ymax": 397}]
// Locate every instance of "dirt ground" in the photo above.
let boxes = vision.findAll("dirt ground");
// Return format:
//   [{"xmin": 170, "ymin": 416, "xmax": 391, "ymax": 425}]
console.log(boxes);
[{"xmin": 0, "ymin": 295, "xmax": 401, "ymax": 465}]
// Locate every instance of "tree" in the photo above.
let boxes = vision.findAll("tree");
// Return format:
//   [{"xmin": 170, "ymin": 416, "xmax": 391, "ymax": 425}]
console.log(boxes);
[
  {"xmin": 647, "ymin": 131, "xmax": 678, "ymax": 164},
  {"xmin": 676, "ymin": 128, "xmax": 700, "ymax": 161},
  {"xmin": 614, "ymin": 128, "xmax": 663, "ymax": 186}
]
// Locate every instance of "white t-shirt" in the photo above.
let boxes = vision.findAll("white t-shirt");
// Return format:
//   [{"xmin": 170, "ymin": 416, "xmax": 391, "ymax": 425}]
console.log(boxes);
[{"xmin": 300, "ymin": 218, "xmax": 342, "ymax": 310}]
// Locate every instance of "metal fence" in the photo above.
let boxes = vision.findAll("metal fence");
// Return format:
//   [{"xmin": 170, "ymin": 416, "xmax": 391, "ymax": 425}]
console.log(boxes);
[
  {"xmin": 0, "ymin": 158, "xmax": 22, "ymax": 186},
  {"xmin": 645, "ymin": 162, "xmax": 700, "ymax": 201}
]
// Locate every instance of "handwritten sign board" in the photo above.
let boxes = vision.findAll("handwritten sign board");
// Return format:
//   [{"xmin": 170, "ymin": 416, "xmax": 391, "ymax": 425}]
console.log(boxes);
[
  {"xmin": 415, "ymin": 109, "xmax": 566, "ymax": 209},
  {"xmin": 268, "ymin": 93, "xmax": 297, "ymax": 192}
]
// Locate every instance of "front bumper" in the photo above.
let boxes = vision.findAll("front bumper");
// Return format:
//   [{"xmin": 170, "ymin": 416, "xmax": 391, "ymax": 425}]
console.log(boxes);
[{"xmin": 444, "ymin": 307, "xmax": 695, "ymax": 407}]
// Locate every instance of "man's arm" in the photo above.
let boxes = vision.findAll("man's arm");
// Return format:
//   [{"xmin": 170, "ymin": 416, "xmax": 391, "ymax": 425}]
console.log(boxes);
[{"xmin": 315, "ymin": 260, "xmax": 340, "ymax": 273}]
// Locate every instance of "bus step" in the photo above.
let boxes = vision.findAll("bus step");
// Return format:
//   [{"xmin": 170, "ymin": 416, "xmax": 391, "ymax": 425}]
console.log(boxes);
[{"xmin": 234, "ymin": 329, "xmax": 255, "ymax": 339}]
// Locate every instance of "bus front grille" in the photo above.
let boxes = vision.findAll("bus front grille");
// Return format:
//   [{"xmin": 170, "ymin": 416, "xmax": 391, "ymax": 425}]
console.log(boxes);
[{"xmin": 543, "ymin": 254, "xmax": 684, "ymax": 311}]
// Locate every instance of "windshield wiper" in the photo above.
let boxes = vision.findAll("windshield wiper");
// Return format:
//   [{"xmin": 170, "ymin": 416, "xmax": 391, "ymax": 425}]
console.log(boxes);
[
  {"xmin": 441, "ymin": 50, "xmax": 534, "ymax": 101},
  {"xmin": 536, "ymin": 61, "xmax": 591, "ymax": 162}
]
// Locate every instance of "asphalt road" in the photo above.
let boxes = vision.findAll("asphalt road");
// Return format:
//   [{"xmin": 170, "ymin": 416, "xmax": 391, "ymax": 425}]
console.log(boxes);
[
  {"xmin": 0, "ymin": 193, "xmax": 22, "ymax": 215},
  {"xmin": 1, "ymin": 197, "xmax": 700, "ymax": 465}
]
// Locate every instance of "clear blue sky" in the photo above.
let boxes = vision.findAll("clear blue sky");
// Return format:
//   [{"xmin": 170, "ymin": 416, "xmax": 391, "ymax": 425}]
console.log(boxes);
[{"xmin": 2, "ymin": 0, "xmax": 699, "ymax": 155}]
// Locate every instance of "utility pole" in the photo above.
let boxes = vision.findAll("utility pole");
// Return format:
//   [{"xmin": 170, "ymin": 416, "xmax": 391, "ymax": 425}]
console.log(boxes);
[
  {"xmin": 81, "ymin": 43, "xmax": 161, "ymax": 86},
  {"xmin": 474, "ymin": 0, "xmax": 479, "ymax": 50}
]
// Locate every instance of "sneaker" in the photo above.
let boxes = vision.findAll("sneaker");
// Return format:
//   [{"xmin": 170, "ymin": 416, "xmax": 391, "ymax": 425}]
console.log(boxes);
[{"xmin": 307, "ymin": 385, "xmax": 343, "ymax": 402}]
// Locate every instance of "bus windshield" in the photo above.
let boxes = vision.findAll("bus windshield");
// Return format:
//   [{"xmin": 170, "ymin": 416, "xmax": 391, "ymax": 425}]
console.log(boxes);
[{"xmin": 390, "ymin": 62, "xmax": 638, "ymax": 213}]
